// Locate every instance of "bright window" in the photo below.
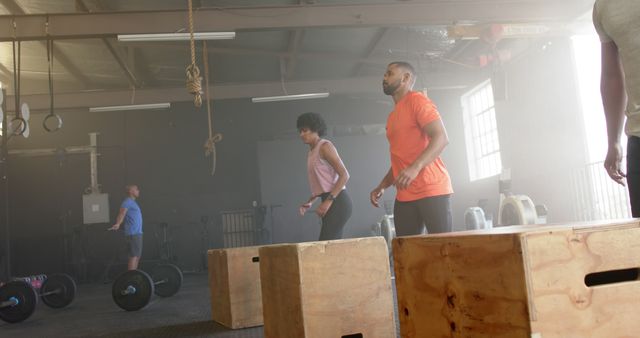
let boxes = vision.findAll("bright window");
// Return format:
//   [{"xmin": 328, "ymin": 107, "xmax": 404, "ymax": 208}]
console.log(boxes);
[
  {"xmin": 462, "ymin": 80, "xmax": 502, "ymax": 181},
  {"xmin": 571, "ymin": 34, "xmax": 630, "ymax": 220},
  {"xmin": 573, "ymin": 35, "xmax": 627, "ymax": 163}
]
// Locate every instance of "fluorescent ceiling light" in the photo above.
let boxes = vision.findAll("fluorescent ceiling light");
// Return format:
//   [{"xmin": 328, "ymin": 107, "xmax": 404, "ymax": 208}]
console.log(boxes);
[
  {"xmin": 89, "ymin": 103, "xmax": 171, "ymax": 113},
  {"xmin": 118, "ymin": 32, "xmax": 236, "ymax": 42},
  {"xmin": 251, "ymin": 93, "xmax": 330, "ymax": 103}
]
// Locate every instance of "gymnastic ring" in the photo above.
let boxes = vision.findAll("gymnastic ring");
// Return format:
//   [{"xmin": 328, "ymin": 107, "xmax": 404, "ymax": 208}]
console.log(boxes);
[
  {"xmin": 43, "ymin": 113, "xmax": 63, "ymax": 132},
  {"xmin": 10, "ymin": 117, "xmax": 27, "ymax": 136}
]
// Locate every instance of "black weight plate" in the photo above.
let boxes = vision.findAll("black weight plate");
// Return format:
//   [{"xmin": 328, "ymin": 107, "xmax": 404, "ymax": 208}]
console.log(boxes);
[
  {"xmin": 152, "ymin": 264, "xmax": 183, "ymax": 297},
  {"xmin": 112, "ymin": 270, "xmax": 154, "ymax": 311},
  {"xmin": 41, "ymin": 274, "xmax": 77, "ymax": 309},
  {"xmin": 0, "ymin": 281, "xmax": 38, "ymax": 323}
]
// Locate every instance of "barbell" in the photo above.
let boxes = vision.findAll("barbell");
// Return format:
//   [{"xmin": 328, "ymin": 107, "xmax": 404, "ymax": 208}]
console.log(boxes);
[
  {"xmin": 111, "ymin": 264, "xmax": 183, "ymax": 312},
  {"xmin": 39, "ymin": 274, "xmax": 77, "ymax": 309},
  {"xmin": 0, "ymin": 273, "xmax": 77, "ymax": 323}
]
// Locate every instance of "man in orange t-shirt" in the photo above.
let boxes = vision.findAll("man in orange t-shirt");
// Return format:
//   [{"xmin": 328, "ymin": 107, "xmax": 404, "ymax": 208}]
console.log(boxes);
[{"xmin": 370, "ymin": 61, "xmax": 453, "ymax": 236}]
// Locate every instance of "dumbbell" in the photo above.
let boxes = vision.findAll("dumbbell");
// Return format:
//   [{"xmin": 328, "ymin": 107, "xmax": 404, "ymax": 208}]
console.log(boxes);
[
  {"xmin": 111, "ymin": 264, "xmax": 183, "ymax": 311},
  {"xmin": 0, "ymin": 274, "xmax": 77, "ymax": 323}
]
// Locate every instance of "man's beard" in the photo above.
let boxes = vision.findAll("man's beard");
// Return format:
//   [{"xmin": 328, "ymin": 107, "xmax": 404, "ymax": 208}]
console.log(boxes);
[{"xmin": 383, "ymin": 80, "xmax": 400, "ymax": 95}]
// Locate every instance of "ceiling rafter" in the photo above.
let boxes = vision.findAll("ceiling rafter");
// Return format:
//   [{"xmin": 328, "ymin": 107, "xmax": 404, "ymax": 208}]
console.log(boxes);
[
  {"xmin": 130, "ymin": 44, "xmax": 401, "ymax": 66},
  {"xmin": 0, "ymin": 63, "xmax": 11, "ymax": 84},
  {"xmin": 0, "ymin": 0, "xmax": 93, "ymax": 88},
  {"xmin": 285, "ymin": 29, "xmax": 305, "ymax": 80},
  {"xmin": 0, "ymin": 1, "xmax": 594, "ymax": 41},
  {"xmin": 351, "ymin": 27, "xmax": 390, "ymax": 77},
  {"xmin": 5, "ymin": 71, "xmax": 482, "ymax": 112},
  {"xmin": 76, "ymin": 0, "xmax": 140, "ymax": 88}
]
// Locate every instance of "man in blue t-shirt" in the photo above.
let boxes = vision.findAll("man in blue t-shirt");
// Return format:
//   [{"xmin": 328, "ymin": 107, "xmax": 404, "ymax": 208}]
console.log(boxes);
[{"xmin": 108, "ymin": 185, "xmax": 143, "ymax": 270}]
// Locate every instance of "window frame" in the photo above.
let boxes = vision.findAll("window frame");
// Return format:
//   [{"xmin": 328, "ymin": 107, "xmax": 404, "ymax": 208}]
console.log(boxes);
[{"xmin": 461, "ymin": 80, "xmax": 503, "ymax": 182}]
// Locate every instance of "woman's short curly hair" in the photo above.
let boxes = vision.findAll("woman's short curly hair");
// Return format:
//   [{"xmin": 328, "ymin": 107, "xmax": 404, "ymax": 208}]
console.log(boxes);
[{"xmin": 296, "ymin": 112, "xmax": 327, "ymax": 137}]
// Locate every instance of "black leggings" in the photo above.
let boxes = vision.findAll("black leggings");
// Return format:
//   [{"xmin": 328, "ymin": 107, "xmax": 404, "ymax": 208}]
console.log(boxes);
[
  {"xmin": 628, "ymin": 136, "xmax": 640, "ymax": 217},
  {"xmin": 393, "ymin": 194, "xmax": 452, "ymax": 236},
  {"xmin": 318, "ymin": 190, "xmax": 353, "ymax": 240}
]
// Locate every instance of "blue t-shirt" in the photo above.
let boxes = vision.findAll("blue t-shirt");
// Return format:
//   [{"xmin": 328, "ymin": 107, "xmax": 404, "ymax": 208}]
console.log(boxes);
[{"xmin": 121, "ymin": 198, "xmax": 143, "ymax": 236}]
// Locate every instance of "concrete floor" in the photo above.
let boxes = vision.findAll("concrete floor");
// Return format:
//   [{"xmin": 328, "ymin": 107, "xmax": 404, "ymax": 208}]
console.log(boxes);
[
  {"xmin": 0, "ymin": 274, "xmax": 263, "ymax": 338},
  {"xmin": 1, "ymin": 273, "xmax": 400, "ymax": 338}
]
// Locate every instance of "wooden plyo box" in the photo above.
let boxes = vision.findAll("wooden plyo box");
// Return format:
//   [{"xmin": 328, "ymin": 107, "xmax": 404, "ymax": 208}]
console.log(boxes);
[
  {"xmin": 259, "ymin": 237, "xmax": 396, "ymax": 338},
  {"xmin": 393, "ymin": 220, "xmax": 640, "ymax": 338},
  {"xmin": 207, "ymin": 246, "xmax": 263, "ymax": 329}
]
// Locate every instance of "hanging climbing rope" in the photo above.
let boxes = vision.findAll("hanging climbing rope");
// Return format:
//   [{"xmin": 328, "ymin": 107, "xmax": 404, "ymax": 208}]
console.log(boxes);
[
  {"xmin": 202, "ymin": 41, "xmax": 223, "ymax": 176},
  {"xmin": 185, "ymin": 0, "xmax": 203, "ymax": 108}
]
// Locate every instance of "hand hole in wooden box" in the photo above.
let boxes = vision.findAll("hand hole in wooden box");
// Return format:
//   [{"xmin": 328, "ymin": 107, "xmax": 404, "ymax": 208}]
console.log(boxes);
[{"xmin": 585, "ymin": 268, "xmax": 639, "ymax": 287}]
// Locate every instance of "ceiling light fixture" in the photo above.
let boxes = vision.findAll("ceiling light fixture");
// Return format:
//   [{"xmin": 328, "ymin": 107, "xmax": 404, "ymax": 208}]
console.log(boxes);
[
  {"xmin": 89, "ymin": 103, "xmax": 171, "ymax": 113},
  {"xmin": 251, "ymin": 92, "xmax": 330, "ymax": 103},
  {"xmin": 118, "ymin": 32, "xmax": 236, "ymax": 42}
]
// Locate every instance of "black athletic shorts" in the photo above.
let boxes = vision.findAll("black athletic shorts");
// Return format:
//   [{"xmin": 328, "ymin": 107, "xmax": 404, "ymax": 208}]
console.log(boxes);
[
  {"xmin": 393, "ymin": 194, "xmax": 452, "ymax": 236},
  {"xmin": 628, "ymin": 136, "xmax": 640, "ymax": 217},
  {"xmin": 318, "ymin": 190, "xmax": 353, "ymax": 241},
  {"xmin": 125, "ymin": 234, "xmax": 143, "ymax": 258}
]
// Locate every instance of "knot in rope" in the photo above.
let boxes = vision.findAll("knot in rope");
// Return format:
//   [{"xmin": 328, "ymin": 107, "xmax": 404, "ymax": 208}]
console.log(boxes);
[
  {"xmin": 185, "ymin": 0, "xmax": 202, "ymax": 108},
  {"xmin": 204, "ymin": 133, "xmax": 223, "ymax": 157},
  {"xmin": 204, "ymin": 133, "xmax": 223, "ymax": 176},
  {"xmin": 186, "ymin": 64, "xmax": 203, "ymax": 108}
]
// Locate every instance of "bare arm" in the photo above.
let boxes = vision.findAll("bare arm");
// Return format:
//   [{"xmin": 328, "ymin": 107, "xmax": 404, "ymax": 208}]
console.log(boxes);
[
  {"xmin": 299, "ymin": 196, "xmax": 318, "ymax": 216},
  {"xmin": 378, "ymin": 167, "xmax": 395, "ymax": 190},
  {"xmin": 109, "ymin": 208, "xmax": 128, "ymax": 230},
  {"xmin": 370, "ymin": 168, "xmax": 394, "ymax": 208},
  {"xmin": 395, "ymin": 119, "xmax": 450, "ymax": 190},
  {"xmin": 303, "ymin": 195, "xmax": 318, "ymax": 205},
  {"xmin": 600, "ymin": 41, "xmax": 627, "ymax": 185}
]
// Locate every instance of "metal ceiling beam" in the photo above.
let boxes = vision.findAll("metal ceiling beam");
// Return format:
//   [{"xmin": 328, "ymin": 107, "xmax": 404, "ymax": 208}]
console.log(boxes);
[
  {"xmin": 48, "ymin": 44, "xmax": 93, "ymax": 87},
  {"xmin": 444, "ymin": 39, "xmax": 476, "ymax": 61},
  {"xmin": 0, "ymin": 1, "xmax": 594, "ymax": 41},
  {"xmin": 130, "ymin": 47, "xmax": 155, "ymax": 87},
  {"xmin": 285, "ymin": 29, "xmax": 305, "ymax": 79},
  {"xmin": 0, "ymin": 62, "xmax": 11, "ymax": 79},
  {"xmin": 90, "ymin": 0, "xmax": 155, "ymax": 87},
  {"xmin": 95, "ymin": 0, "xmax": 110, "ymax": 11},
  {"xmin": 141, "ymin": 45, "xmax": 394, "ymax": 66},
  {"xmin": 74, "ymin": 0, "xmax": 90, "ymax": 12},
  {"xmin": 102, "ymin": 38, "xmax": 139, "ymax": 87},
  {"xmin": 76, "ymin": 0, "xmax": 140, "ymax": 88},
  {"xmin": 352, "ymin": 27, "xmax": 389, "ymax": 76},
  {"xmin": 0, "ymin": 0, "xmax": 22, "ymax": 14},
  {"xmin": 1, "ymin": 0, "xmax": 93, "ymax": 87},
  {"xmin": 6, "ymin": 72, "xmax": 481, "ymax": 112}
]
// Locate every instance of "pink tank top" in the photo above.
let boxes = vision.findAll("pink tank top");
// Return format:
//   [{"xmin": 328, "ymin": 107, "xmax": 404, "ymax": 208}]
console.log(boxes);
[{"xmin": 307, "ymin": 139, "xmax": 345, "ymax": 196}]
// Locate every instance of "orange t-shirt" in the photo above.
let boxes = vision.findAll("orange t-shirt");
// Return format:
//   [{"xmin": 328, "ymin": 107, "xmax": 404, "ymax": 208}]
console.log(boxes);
[{"xmin": 386, "ymin": 91, "xmax": 453, "ymax": 202}]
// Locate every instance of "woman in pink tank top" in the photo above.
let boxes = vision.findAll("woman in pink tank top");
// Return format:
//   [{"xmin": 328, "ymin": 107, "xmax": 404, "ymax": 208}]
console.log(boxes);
[{"xmin": 297, "ymin": 113, "xmax": 353, "ymax": 240}]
